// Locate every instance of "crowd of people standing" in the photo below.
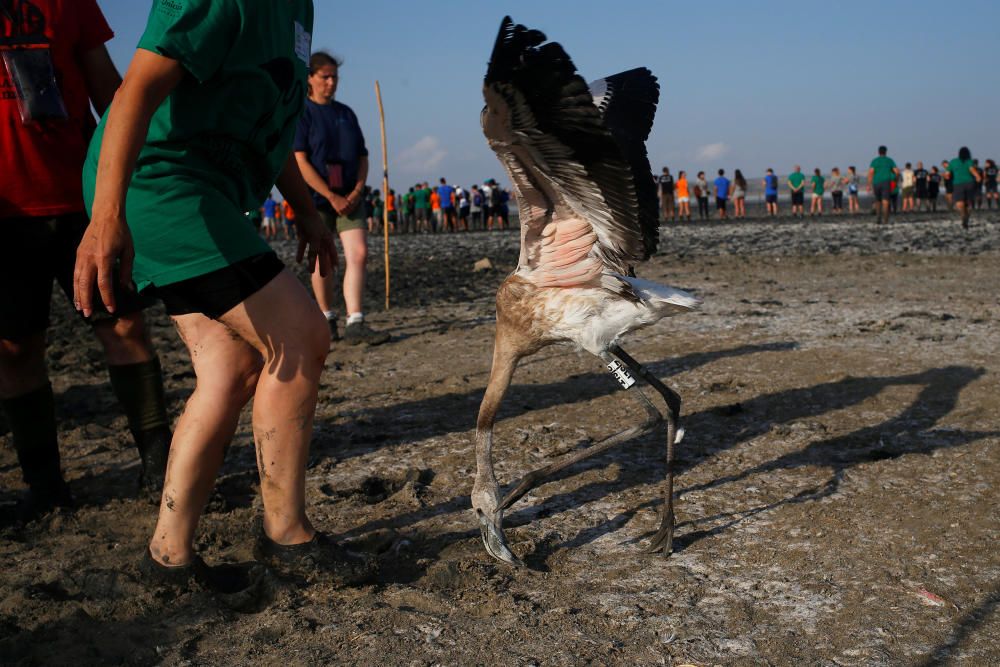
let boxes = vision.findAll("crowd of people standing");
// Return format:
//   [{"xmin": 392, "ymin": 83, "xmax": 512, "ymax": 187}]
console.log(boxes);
[{"xmin": 656, "ymin": 147, "xmax": 997, "ymax": 226}]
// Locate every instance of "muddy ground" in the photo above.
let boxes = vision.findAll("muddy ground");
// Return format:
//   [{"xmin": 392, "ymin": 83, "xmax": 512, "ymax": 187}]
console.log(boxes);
[{"xmin": 1, "ymin": 211, "xmax": 998, "ymax": 666}]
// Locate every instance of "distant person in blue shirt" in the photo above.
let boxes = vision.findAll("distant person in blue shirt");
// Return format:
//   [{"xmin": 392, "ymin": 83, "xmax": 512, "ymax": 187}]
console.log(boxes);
[
  {"xmin": 763, "ymin": 168, "xmax": 779, "ymax": 217},
  {"xmin": 262, "ymin": 195, "xmax": 278, "ymax": 239},
  {"xmin": 437, "ymin": 177, "xmax": 456, "ymax": 232},
  {"xmin": 714, "ymin": 169, "xmax": 731, "ymax": 220}
]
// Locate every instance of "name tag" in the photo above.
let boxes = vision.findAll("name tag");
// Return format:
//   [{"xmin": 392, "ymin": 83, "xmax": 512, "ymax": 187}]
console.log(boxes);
[{"xmin": 294, "ymin": 21, "xmax": 311, "ymax": 64}]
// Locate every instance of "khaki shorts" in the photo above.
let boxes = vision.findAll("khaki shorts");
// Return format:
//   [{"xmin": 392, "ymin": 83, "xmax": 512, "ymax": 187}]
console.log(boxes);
[{"xmin": 319, "ymin": 205, "xmax": 365, "ymax": 234}]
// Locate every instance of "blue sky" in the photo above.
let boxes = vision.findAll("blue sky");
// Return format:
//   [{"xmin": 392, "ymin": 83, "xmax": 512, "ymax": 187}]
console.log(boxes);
[{"xmin": 99, "ymin": 0, "xmax": 999, "ymax": 187}]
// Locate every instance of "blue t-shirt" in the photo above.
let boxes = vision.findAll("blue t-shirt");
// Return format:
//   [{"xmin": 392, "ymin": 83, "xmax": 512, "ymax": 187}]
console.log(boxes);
[
  {"xmin": 293, "ymin": 99, "xmax": 368, "ymax": 207},
  {"xmin": 263, "ymin": 198, "xmax": 277, "ymax": 218},
  {"xmin": 714, "ymin": 176, "xmax": 730, "ymax": 199},
  {"xmin": 437, "ymin": 184, "xmax": 455, "ymax": 209},
  {"xmin": 765, "ymin": 174, "xmax": 778, "ymax": 195}
]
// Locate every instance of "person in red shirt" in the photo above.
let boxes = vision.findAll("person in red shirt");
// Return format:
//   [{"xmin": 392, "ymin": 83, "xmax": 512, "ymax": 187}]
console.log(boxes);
[
  {"xmin": 281, "ymin": 199, "xmax": 297, "ymax": 240},
  {"xmin": 0, "ymin": 0, "xmax": 172, "ymax": 518}
]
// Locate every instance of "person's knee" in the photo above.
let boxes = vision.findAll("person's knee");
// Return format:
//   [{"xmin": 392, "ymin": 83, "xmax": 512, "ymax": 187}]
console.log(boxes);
[
  {"xmin": 231, "ymin": 350, "xmax": 264, "ymax": 404},
  {"xmin": 265, "ymin": 306, "xmax": 329, "ymax": 376},
  {"xmin": 198, "ymin": 347, "xmax": 263, "ymax": 406},
  {"xmin": 345, "ymin": 242, "xmax": 367, "ymax": 267},
  {"xmin": 94, "ymin": 312, "xmax": 154, "ymax": 362},
  {"xmin": 0, "ymin": 334, "xmax": 47, "ymax": 397}
]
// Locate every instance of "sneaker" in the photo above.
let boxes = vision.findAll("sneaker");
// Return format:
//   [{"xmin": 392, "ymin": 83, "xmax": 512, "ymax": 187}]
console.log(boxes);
[
  {"xmin": 254, "ymin": 529, "xmax": 377, "ymax": 586},
  {"xmin": 139, "ymin": 548, "xmax": 213, "ymax": 590},
  {"xmin": 327, "ymin": 318, "xmax": 341, "ymax": 342},
  {"xmin": 342, "ymin": 321, "xmax": 390, "ymax": 346}
]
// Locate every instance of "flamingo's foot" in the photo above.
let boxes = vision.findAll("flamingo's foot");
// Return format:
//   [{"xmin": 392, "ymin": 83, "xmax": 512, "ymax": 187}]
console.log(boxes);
[
  {"xmin": 643, "ymin": 506, "xmax": 674, "ymax": 555},
  {"xmin": 476, "ymin": 509, "xmax": 525, "ymax": 567}
]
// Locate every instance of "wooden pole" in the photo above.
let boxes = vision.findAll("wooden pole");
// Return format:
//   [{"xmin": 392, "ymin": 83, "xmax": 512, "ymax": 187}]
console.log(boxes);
[{"xmin": 375, "ymin": 80, "xmax": 390, "ymax": 310}]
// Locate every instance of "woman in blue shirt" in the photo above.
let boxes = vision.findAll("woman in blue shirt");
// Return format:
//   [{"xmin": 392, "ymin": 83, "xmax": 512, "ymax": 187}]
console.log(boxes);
[{"xmin": 293, "ymin": 52, "xmax": 389, "ymax": 345}]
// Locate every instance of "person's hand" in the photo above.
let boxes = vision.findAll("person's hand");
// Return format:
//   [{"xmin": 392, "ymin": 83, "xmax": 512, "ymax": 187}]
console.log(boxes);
[
  {"xmin": 327, "ymin": 193, "xmax": 351, "ymax": 216},
  {"xmin": 74, "ymin": 213, "xmax": 134, "ymax": 317},
  {"xmin": 295, "ymin": 211, "xmax": 338, "ymax": 276},
  {"xmin": 343, "ymin": 189, "xmax": 363, "ymax": 215}
]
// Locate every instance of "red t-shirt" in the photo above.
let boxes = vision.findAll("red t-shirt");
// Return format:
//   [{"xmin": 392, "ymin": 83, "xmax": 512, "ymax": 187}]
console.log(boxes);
[{"xmin": 0, "ymin": 0, "xmax": 113, "ymax": 218}]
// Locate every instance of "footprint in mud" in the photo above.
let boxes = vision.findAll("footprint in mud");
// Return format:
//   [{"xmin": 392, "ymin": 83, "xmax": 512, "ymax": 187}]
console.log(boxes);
[
  {"xmin": 322, "ymin": 468, "xmax": 435, "ymax": 505},
  {"xmin": 206, "ymin": 562, "xmax": 278, "ymax": 613}
]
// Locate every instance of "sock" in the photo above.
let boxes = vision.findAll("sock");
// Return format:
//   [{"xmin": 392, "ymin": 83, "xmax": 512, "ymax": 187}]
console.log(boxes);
[
  {"xmin": 1, "ymin": 383, "xmax": 63, "ymax": 489},
  {"xmin": 322, "ymin": 310, "xmax": 337, "ymax": 321},
  {"xmin": 346, "ymin": 312, "xmax": 364, "ymax": 325}
]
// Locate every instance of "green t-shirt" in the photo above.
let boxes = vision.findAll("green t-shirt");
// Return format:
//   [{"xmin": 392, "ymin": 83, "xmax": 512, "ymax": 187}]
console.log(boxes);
[
  {"xmin": 788, "ymin": 172, "xmax": 805, "ymax": 190},
  {"xmin": 948, "ymin": 158, "xmax": 975, "ymax": 186},
  {"xmin": 83, "ymin": 0, "xmax": 314, "ymax": 290},
  {"xmin": 869, "ymin": 155, "xmax": 896, "ymax": 184},
  {"xmin": 811, "ymin": 174, "xmax": 824, "ymax": 195},
  {"xmin": 413, "ymin": 187, "xmax": 430, "ymax": 209}
]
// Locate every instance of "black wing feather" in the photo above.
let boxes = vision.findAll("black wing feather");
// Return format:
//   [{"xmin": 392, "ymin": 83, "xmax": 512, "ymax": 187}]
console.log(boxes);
[
  {"xmin": 484, "ymin": 17, "xmax": 659, "ymax": 269},
  {"xmin": 590, "ymin": 68, "xmax": 660, "ymax": 259}
]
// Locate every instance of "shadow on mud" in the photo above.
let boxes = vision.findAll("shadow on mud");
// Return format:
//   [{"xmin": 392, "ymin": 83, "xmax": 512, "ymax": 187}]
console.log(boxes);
[
  {"xmin": 918, "ymin": 585, "xmax": 1000, "ymax": 666},
  {"xmin": 318, "ymin": 341, "xmax": 799, "ymax": 463},
  {"xmin": 341, "ymin": 363, "xmax": 994, "ymax": 580}
]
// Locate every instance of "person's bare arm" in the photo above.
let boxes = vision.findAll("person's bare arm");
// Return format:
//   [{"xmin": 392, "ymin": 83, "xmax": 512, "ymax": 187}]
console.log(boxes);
[
  {"xmin": 293, "ymin": 150, "xmax": 349, "ymax": 213},
  {"xmin": 74, "ymin": 49, "xmax": 184, "ymax": 316},
  {"xmin": 78, "ymin": 44, "xmax": 122, "ymax": 116},
  {"xmin": 277, "ymin": 154, "xmax": 337, "ymax": 276},
  {"xmin": 346, "ymin": 154, "xmax": 368, "ymax": 214},
  {"xmin": 867, "ymin": 167, "xmax": 874, "ymax": 191}
]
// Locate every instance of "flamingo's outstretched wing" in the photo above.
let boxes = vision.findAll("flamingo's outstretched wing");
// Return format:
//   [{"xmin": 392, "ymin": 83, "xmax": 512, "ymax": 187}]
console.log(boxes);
[
  {"xmin": 589, "ymin": 68, "xmax": 660, "ymax": 260},
  {"xmin": 482, "ymin": 17, "xmax": 659, "ymax": 288}
]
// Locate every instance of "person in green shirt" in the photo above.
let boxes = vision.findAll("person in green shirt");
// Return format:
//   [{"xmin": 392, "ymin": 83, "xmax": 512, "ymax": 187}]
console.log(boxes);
[
  {"xmin": 414, "ymin": 182, "xmax": 433, "ymax": 232},
  {"xmin": 810, "ymin": 168, "xmax": 825, "ymax": 216},
  {"xmin": 946, "ymin": 146, "xmax": 983, "ymax": 228},
  {"xmin": 867, "ymin": 145, "xmax": 900, "ymax": 224},
  {"xmin": 787, "ymin": 165, "xmax": 806, "ymax": 218},
  {"xmin": 75, "ymin": 0, "xmax": 369, "ymax": 586},
  {"xmin": 403, "ymin": 188, "xmax": 416, "ymax": 233}
]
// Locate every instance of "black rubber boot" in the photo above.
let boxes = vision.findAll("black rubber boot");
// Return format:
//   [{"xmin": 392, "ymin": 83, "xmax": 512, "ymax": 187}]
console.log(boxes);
[
  {"xmin": 1, "ymin": 383, "xmax": 74, "ymax": 521},
  {"xmin": 134, "ymin": 426, "xmax": 171, "ymax": 502}
]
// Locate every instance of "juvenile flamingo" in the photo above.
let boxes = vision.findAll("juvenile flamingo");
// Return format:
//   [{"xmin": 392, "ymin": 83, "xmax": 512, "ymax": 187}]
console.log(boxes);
[{"xmin": 473, "ymin": 17, "xmax": 701, "ymax": 566}]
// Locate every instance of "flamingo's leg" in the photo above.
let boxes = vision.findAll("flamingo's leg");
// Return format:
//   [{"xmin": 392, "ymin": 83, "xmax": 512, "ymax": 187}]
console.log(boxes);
[
  {"xmin": 609, "ymin": 344, "xmax": 681, "ymax": 555},
  {"xmin": 499, "ymin": 387, "xmax": 662, "ymax": 511},
  {"xmin": 473, "ymin": 341, "xmax": 525, "ymax": 567}
]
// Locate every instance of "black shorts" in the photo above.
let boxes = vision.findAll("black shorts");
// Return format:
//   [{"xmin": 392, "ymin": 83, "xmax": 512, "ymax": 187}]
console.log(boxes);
[
  {"xmin": 145, "ymin": 252, "xmax": 284, "ymax": 319},
  {"xmin": 0, "ymin": 212, "xmax": 155, "ymax": 341},
  {"xmin": 482, "ymin": 205, "xmax": 493, "ymax": 218},
  {"xmin": 872, "ymin": 180, "xmax": 893, "ymax": 202},
  {"xmin": 986, "ymin": 181, "xmax": 998, "ymax": 194},
  {"xmin": 952, "ymin": 181, "xmax": 978, "ymax": 208},
  {"xmin": 765, "ymin": 194, "xmax": 778, "ymax": 204},
  {"xmin": 791, "ymin": 191, "xmax": 804, "ymax": 206},
  {"xmin": 716, "ymin": 197, "xmax": 728, "ymax": 210}
]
